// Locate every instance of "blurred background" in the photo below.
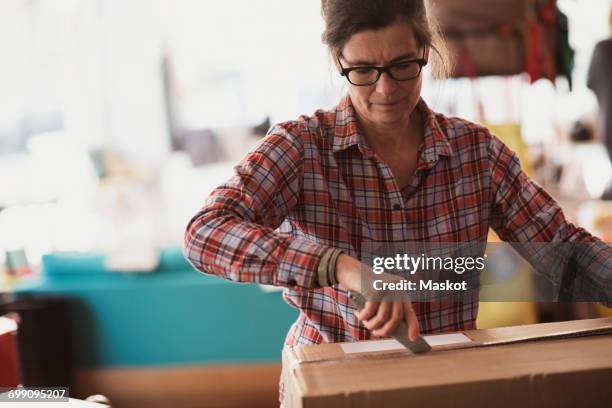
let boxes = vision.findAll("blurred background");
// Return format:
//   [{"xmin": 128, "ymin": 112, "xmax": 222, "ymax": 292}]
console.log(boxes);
[{"xmin": 0, "ymin": 0, "xmax": 611, "ymax": 407}]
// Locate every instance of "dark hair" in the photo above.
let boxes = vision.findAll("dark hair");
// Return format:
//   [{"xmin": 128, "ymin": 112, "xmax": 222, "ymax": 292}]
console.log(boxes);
[{"xmin": 321, "ymin": 0, "xmax": 451, "ymax": 79}]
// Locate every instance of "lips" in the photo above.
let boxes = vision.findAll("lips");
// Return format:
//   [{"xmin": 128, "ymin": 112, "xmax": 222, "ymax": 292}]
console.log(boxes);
[
  {"xmin": 373, "ymin": 98, "xmax": 404, "ymax": 106},
  {"xmin": 376, "ymin": 101, "xmax": 401, "ymax": 107}
]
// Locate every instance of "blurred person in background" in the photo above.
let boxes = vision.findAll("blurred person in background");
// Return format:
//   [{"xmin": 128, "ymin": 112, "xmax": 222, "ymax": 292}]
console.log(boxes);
[
  {"xmin": 185, "ymin": 0, "xmax": 611, "ymax": 402},
  {"xmin": 587, "ymin": 6, "xmax": 612, "ymax": 200}
]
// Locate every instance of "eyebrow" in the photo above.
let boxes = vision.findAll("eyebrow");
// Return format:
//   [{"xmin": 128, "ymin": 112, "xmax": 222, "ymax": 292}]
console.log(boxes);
[{"xmin": 343, "ymin": 52, "xmax": 419, "ymax": 66}]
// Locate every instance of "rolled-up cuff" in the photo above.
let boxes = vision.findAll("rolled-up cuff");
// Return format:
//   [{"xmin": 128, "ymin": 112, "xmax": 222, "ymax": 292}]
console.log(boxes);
[{"xmin": 277, "ymin": 237, "xmax": 329, "ymax": 289}]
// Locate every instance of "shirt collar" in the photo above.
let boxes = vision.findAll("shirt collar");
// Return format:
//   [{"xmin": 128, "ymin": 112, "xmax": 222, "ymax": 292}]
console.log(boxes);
[
  {"xmin": 331, "ymin": 95, "xmax": 364, "ymax": 153},
  {"xmin": 416, "ymin": 98, "xmax": 454, "ymax": 169},
  {"xmin": 331, "ymin": 95, "xmax": 453, "ymax": 167}
]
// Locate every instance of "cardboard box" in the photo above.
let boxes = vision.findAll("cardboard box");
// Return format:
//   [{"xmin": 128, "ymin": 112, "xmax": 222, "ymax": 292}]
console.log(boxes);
[{"xmin": 282, "ymin": 318, "xmax": 612, "ymax": 408}]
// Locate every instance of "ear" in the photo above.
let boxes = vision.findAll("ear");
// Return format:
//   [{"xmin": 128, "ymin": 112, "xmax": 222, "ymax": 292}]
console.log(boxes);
[{"xmin": 424, "ymin": 47, "xmax": 430, "ymax": 63}]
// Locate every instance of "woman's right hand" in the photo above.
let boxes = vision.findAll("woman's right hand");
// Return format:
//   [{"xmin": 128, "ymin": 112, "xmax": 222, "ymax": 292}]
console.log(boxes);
[{"xmin": 335, "ymin": 254, "xmax": 420, "ymax": 341}]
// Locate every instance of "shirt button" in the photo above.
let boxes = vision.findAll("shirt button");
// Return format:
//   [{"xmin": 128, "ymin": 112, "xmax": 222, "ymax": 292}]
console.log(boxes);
[
  {"xmin": 393, "ymin": 203, "xmax": 402, "ymax": 210},
  {"xmin": 288, "ymin": 278, "xmax": 298, "ymax": 287}
]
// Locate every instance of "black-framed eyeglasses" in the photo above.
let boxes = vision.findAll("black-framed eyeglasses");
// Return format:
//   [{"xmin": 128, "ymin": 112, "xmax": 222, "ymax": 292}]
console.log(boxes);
[{"xmin": 337, "ymin": 49, "xmax": 428, "ymax": 86}]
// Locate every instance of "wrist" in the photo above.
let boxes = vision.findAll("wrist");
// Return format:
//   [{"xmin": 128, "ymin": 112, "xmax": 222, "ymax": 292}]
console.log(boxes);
[{"xmin": 335, "ymin": 254, "xmax": 362, "ymax": 292}]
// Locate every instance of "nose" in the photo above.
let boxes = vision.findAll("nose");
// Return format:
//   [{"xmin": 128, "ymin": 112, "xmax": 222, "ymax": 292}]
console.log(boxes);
[{"xmin": 374, "ymin": 72, "xmax": 397, "ymax": 97}]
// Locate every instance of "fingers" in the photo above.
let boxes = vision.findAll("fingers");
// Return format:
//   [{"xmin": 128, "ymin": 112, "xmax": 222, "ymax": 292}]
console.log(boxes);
[
  {"xmin": 372, "ymin": 301, "xmax": 403, "ymax": 337},
  {"xmin": 362, "ymin": 301, "xmax": 391, "ymax": 331},
  {"xmin": 354, "ymin": 301, "xmax": 379, "ymax": 322},
  {"xmin": 354, "ymin": 297, "xmax": 420, "ymax": 342},
  {"xmin": 403, "ymin": 302, "xmax": 420, "ymax": 342}
]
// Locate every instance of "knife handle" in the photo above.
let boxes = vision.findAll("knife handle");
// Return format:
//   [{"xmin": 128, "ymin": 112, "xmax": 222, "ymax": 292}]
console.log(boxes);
[{"xmin": 348, "ymin": 290, "xmax": 431, "ymax": 354}]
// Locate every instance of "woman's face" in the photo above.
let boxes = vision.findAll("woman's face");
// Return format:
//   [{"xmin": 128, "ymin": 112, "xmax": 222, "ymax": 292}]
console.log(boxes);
[{"xmin": 339, "ymin": 22, "xmax": 427, "ymax": 128}]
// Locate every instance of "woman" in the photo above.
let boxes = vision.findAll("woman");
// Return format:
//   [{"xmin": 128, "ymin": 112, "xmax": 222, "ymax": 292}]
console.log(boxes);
[{"xmin": 185, "ymin": 0, "xmax": 610, "ymax": 374}]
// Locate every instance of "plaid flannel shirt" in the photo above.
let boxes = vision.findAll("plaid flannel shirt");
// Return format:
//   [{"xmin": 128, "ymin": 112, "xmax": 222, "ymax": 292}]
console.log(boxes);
[{"xmin": 184, "ymin": 95, "xmax": 609, "ymax": 347}]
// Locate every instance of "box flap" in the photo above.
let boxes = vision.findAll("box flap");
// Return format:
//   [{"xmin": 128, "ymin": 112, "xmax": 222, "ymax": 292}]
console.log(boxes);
[
  {"xmin": 467, "ymin": 316, "xmax": 612, "ymax": 345},
  {"xmin": 286, "ymin": 317, "xmax": 612, "ymax": 365}
]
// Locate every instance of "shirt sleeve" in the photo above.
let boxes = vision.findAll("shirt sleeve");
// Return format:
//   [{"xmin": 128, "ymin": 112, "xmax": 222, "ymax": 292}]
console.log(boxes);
[
  {"xmin": 183, "ymin": 125, "xmax": 330, "ymax": 289},
  {"xmin": 488, "ymin": 133, "xmax": 611, "ymax": 303}
]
